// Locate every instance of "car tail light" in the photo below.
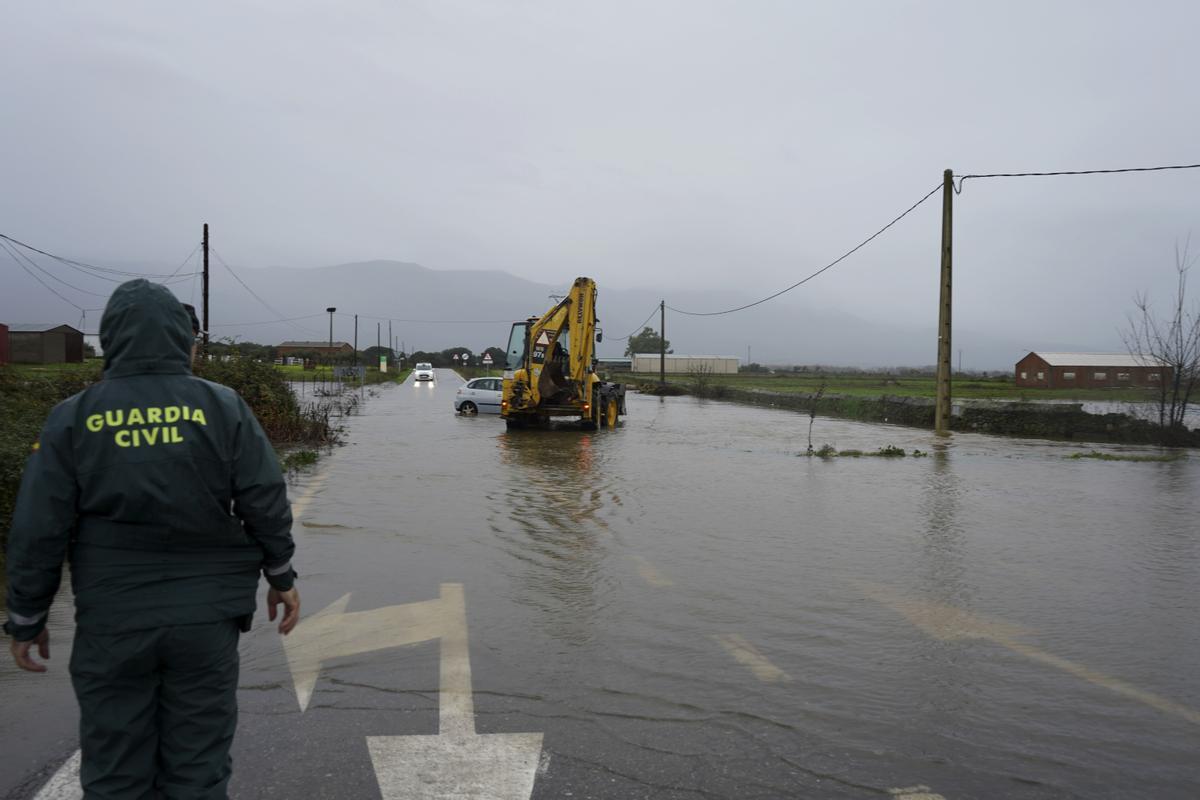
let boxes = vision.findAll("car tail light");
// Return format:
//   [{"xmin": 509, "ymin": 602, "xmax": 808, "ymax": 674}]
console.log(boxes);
[{"xmin": 582, "ymin": 402, "xmax": 590, "ymax": 415}]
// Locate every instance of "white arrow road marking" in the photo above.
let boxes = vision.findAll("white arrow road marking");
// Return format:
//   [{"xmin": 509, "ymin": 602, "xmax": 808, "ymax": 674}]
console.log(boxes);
[
  {"xmin": 286, "ymin": 583, "xmax": 544, "ymax": 799},
  {"xmin": 31, "ymin": 751, "xmax": 81, "ymax": 800},
  {"xmin": 860, "ymin": 581, "xmax": 1200, "ymax": 726}
]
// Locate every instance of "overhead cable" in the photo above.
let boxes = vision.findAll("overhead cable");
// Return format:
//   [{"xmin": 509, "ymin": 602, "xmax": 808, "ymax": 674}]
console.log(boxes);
[
  {"xmin": 337, "ymin": 312, "xmax": 515, "ymax": 325},
  {"xmin": 612, "ymin": 304, "xmax": 662, "ymax": 341},
  {"xmin": 0, "ymin": 238, "xmax": 86, "ymax": 311},
  {"xmin": 956, "ymin": 162, "xmax": 1200, "ymax": 188},
  {"xmin": 209, "ymin": 313, "xmax": 329, "ymax": 328},
  {"xmin": 209, "ymin": 247, "xmax": 324, "ymax": 336},
  {"xmin": 2, "ymin": 239, "xmax": 111, "ymax": 297},
  {"xmin": 0, "ymin": 233, "xmax": 201, "ymax": 281},
  {"xmin": 669, "ymin": 183, "xmax": 942, "ymax": 316}
]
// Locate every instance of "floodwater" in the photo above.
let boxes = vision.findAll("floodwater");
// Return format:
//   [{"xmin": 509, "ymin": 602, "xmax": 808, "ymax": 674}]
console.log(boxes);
[{"xmin": 2, "ymin": 369, "xmax": 1198, "ymax": 799}]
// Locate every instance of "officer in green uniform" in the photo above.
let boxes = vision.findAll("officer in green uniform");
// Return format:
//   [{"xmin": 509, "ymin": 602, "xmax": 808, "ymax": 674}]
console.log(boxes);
[{"xmin": 5, "ymin": 279, "xmax": 301, "ymax": 799}]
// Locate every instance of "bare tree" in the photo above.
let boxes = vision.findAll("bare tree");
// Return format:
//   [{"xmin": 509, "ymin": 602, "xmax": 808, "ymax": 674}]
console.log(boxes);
[
  {"xmin": 805, "ymin": 377, "xmax": 828, "ymax": 455},
  {"xmin": 1122, "ymin": 240, "xmax": 1200, "ymax": 437},
  {"xmin": 688, "ymin": 362, "xmax": 714, "ymax": 394}
]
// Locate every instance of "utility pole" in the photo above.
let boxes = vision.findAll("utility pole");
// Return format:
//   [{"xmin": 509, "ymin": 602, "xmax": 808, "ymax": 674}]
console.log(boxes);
[
  {"xmin": 326, "ymin": 307, "xmax": 337, "ymax": 366},
  {"xmin": 201, "ymin": 223, "xmax": 209, "ymax": 354},
  {"xmin": 659, "ymin": 300, "xmax": 666, "ymax": 388},
  {"xmin": 377, "ymin": 322, "xmax": 381, "ymax": 353},
  {"xmin": 388, "ymin": 320, "xmax": 393, "ymax": 357},
  {"xmin": 353, "ymin": 314, "xmax": 358, "ymax": 365},
  {"xmin": 935, "ymin": 168, "xmax": 954, "ymax": 435}
]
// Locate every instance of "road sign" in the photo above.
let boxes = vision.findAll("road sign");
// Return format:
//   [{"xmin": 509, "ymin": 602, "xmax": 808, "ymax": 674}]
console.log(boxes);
[{"xmin": 482, "ymin": 354, "xmax": 493, "ymax": 365}]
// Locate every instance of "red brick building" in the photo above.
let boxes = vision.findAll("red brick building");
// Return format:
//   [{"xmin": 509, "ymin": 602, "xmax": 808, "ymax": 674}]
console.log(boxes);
[{"xmin": 1014, "ymin": 352, "xmax": 1171, "ymax": 389}]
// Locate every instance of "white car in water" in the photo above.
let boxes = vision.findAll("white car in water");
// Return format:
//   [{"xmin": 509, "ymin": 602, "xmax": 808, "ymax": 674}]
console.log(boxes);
[
  {"xmin": 455, "ymin": 377, "xmax": 503, "ymax": 414},
  {"xmin": 414, "ymin": 362, "xmax": 435, "ymax": 381}
]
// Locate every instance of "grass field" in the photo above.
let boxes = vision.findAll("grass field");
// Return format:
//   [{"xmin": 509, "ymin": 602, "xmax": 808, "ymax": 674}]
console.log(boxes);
[
  {"xmin": 626, "ymin": 371, "xmax": 1156, "ymax": 402},
  {"xmin": 7, "ymin": 360, "xmax": 105, "ymax": 379}
]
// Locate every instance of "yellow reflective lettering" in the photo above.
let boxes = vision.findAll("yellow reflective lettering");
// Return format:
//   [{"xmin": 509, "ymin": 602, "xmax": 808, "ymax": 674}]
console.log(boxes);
[
  {"xmin": 86, "ymin": 414, "xmax": 104, "ymax": 433},
  {"xmin": 191, "ymin": 409, "xmax": 207, "ymax": 426},
  {"xmin": 147, "ymin": 408, "xmax": 163, "ymax": 424},
  {"xmin": 115, "ymin": 430, "xmax": 132, "ymax": 448},
  {"xmin": 164, "ymin": 407, "xmax": 181, "ymax": 423},
  {"xmin": 126, "ymin": 408, "xmax": 145, "ymax": 426},
  {"xmin": 143, "ymin": 428, "xmax": 159, "ymax": 446},
  {"xmin": 170, "ymin": 426, "xmax": 184, "ymax": 443},
  {"xmin": 105, "ymin": 409, "xmax": 124, "ymax": 427}
]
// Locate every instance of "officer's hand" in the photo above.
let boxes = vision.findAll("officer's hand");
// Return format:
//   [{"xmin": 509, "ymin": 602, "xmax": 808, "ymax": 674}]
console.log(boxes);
[
  {"xmin": 268, "ymin": 587, "xmax": 301, "ymax": 635},
  {"xmin": 11, "ymin": 629, "xmax": 50, "ymax": 673}
]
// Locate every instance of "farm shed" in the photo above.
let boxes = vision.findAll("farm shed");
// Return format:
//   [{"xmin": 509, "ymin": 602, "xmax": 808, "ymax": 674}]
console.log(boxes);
[{"xmin": 1014, "ymin": 352, "xmax": 1170, "ymax": 389}]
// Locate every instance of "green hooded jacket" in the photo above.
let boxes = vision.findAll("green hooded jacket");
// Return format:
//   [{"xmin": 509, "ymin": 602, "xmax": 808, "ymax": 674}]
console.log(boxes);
[{"xmin": 4, "ymin": 280, "xmax": 295, "ymax": 641}]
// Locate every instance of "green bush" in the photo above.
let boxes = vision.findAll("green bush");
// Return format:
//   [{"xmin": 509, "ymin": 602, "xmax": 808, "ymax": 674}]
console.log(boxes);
[{"xmin": 1, "ymin": 365, "xmax": 102, "ymax": 554}]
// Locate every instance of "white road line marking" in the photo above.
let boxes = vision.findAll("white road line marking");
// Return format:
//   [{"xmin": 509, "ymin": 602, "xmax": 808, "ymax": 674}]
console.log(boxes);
[
  {"xmin": 290, "ymin": 470, "xmax": 330, "ymax": 523},
  {"xmin": 31, "ymin": 750, "xmax": 81, "ymax": 800},
  {"xmin": 890, "ymin": 785, "xmax": 947, "ymax": 799},
  {"xmin": 712, "ymin": 633, "xmax": 790, "ymax": 683},
  {"xmin": 629, "ymin": 554, "xmax": 673, "ymax": 587},
  {"xmin": 860, "ymin": 581, "xmax": 1200, "ymax": 726}
]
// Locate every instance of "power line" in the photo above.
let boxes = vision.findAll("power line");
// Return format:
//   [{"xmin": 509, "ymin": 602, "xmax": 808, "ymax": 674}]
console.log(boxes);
[
  {"xmin": 208, "ymin": 247, "xmax": 323, "ymax": 337},
  {"xmin": 2, "ymin": 238, "xmax": 111, "ymax": 297},
  {"xmin": 0, "ymin": 238, "xmax": 86, "ymax": 311},
  {"xmin": 164, "ymin": 242, "xmax": 203, "ymax": 281},
  {"xmin": 209, "ymin": 313, "xmax": 328, "ymax": 328},
  {"xmin": 669, "ymin": 183, "xmax": 942, "ymax": 316},
  {"xmin": 0, "ymin": 233, "xmax": 201, "ymax": 281},
  {"xmin": 337, "ymin": 312, "xmax": 514, "ymax": 324},
  {"xmin": 955, "ymin": 162, "xmax": 1200, "ymax": 192},
  {"xmin": 612, "ymin": 304, "xmax": 662, "ymax": 341}
]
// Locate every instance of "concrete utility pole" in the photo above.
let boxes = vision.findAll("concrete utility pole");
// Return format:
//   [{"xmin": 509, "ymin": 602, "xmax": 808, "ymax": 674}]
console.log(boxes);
[
  {"xmin": 935, "ymin": 169, "xmax": 954, "ymax": 435},
  {"xmin": 326, "ymin": 307, "xmax": 337, "ymax": 365},
  {"xmin": 201, "ymin": 223, "xmax": 209, "ymax": 354},
  {"xmin": 659, "ymin": 300, "xmax": 666, "ymax": 388},
  {"xmin": 353, "ymin": 314, "xmax": 358, "ymax": 365},
  {"xmin": 388, "ymin": 321, "xmax": 393, "ymax": 357},
  {"xmin": 377, "ymin": 322, "xmax": 381, "ymax": 353}
]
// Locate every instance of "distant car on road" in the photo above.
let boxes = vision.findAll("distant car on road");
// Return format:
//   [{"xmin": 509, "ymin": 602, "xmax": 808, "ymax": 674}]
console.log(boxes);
[
  {"xmin": 414, "ymin": 362, "xmax": 435, "ymax": 381},
  {"xmin": 455, "ymin": 377, "xmax": 502, "ymax": 414}
]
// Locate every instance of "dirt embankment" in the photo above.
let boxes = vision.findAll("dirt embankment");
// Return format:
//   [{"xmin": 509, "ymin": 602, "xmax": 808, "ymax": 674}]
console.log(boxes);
[{"xmin": 636, "ymin": 381, "xmax": 1200, "ymax": 447}]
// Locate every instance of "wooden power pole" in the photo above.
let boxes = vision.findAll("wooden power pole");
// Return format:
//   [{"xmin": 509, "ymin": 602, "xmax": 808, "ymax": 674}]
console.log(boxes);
[
  {"xmin": 659, "ymin": 300, "xmax": 666, "ymax": 388},
  {"xmin": 935, "ymin": 169, "xmax": 954, "ymax": 435},
  {"xmin": 201, "ymin": 223, "xmax": 210, "ymax": 354}
]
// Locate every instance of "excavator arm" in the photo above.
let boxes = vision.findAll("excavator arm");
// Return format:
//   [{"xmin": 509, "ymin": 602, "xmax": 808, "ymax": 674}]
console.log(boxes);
[{"xmin": 502, "ymin": 277, "xmax": 623, "ymax": 428}]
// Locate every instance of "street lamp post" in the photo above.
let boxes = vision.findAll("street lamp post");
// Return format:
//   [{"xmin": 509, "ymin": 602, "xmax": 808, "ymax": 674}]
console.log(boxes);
[{"xmin": 326, "ymin": 307, "xmax": 337, "ymax": 366}]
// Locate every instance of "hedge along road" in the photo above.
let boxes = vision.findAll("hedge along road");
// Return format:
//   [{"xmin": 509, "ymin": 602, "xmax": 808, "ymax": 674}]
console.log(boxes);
[{"xmin": 4, "ymin": 368, "xmax": 1199, "ymax": 799}]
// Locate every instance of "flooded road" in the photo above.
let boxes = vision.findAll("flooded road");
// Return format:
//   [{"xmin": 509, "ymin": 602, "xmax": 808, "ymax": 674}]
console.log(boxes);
[{"xmin": 4, "ymin": 369, "xmax": 1198, "ymax": 798}]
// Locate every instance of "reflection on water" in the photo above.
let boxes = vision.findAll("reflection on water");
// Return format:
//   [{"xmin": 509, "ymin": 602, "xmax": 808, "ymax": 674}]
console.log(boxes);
[{"xmin": 493, "ymin": 430, "xmax": 613, "ymax": 645}]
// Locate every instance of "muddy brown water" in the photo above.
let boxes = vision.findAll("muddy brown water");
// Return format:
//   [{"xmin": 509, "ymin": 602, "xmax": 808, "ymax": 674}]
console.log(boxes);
[{"xmin": 3, "ymin": 369, "xmax": 1198, "ymax": 798}]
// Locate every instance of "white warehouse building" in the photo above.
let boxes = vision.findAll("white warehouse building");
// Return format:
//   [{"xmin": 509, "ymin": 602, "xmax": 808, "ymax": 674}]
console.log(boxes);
[{"xmin": 632, "ymin": 354, "xmax": 740, "ymax": 374}]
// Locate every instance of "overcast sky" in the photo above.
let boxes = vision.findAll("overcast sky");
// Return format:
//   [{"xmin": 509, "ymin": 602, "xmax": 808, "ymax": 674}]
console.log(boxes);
[{"xmin": 2, "ymin": 1, "xmax": 1197, "ymax": 355}]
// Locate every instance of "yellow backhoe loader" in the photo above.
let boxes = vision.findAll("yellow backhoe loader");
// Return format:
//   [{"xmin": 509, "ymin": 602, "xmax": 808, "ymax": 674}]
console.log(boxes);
[{"xmin": 501, "ymin": 277, "xmax": 626, "ymax": 429}]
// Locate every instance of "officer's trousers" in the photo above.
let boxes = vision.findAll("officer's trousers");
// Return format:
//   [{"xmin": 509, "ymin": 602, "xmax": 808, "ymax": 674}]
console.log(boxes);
[{"xmin": 69, "ymin": 619, "xmax": 241, "ymax": 800}]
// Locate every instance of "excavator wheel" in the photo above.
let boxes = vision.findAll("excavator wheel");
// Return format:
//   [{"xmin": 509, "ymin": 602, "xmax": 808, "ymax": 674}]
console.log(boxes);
[{"xmin": 603, "ymin": 398, "xmax": 619, "ymax": 428}]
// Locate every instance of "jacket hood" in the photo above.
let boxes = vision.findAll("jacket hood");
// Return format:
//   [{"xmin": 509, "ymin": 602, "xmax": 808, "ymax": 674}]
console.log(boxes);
[{"xmin": 101, "ymin": 280, "xmax": 194, "ymax": 377}]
